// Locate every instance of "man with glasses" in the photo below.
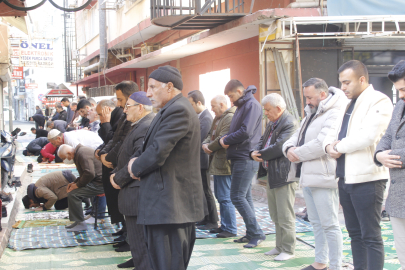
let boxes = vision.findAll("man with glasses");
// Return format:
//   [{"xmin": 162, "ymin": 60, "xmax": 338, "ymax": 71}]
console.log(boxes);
[{"xmin": 95, "ymin": 81, "xmax": 139, "ymax": 252}]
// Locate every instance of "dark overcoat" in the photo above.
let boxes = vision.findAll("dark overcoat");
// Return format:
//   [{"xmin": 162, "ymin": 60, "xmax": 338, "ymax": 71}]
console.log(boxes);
[
  {"xmin": 131, "ymin": 94, "xmax": 204, "ymax": 225},
  {"xmin": 113, "ymin": 113, "xmax": 155, "ymax": 216}
]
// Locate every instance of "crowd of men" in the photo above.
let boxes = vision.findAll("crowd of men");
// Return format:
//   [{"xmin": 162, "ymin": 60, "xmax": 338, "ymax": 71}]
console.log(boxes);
[{"xmin": 20, "ymin": 60, "xmax": 405, "ymax": 270}]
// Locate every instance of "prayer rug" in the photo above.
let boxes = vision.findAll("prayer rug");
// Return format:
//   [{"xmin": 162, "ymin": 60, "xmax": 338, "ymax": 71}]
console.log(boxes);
[
  {"xmin": 13, "ymin": 219, "xmax": 73, "ymax": 229},
  {"xmin": 16, "ymin": 211, "xmax": 70, "ymax": 221},
  {"xmin": 296, "ymin": 221, "xmax": 400, "ymax": 269},
  {"xmin": 8, "ymin": 222, "xmax": 122, "ymax": 251},
  {"xmin": 196, "ymin": 206, "xmax": 313, "ymax": 239}
]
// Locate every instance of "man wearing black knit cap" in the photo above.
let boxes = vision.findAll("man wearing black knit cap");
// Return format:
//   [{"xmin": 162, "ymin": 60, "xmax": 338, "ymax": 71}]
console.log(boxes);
[{"xmin": 127, "ymin": 65, "xmax": 204, "ymax": 270}]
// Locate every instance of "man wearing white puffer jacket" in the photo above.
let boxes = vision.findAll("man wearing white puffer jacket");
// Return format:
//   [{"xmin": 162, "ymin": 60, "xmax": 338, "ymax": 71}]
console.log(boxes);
[
  {"xmin": 283, "ymin": 78, "xmax": 348, "ymax": 270},
  {"xmin": 324, "ymin": 60, "xmax": 393, "ymax": 270}
]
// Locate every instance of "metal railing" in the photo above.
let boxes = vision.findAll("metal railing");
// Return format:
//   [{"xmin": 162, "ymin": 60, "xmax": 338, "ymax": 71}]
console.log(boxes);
[{"xmin": 150, "ymin": 0, "xmax": 244, "ymax": 19}]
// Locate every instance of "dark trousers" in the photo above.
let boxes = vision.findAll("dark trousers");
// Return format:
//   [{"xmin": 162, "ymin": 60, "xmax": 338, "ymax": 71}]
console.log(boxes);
[
  {"xmin": 338, "ymin": 178, "xmax": 387, "ymax": 270},
  {"xmin": 54, "ymin": 198, "xmax": 68, "ymax": 210},
  {"xmin": 101, "ymin": 165, "xmax": 124, "ymax": 224},
  {"xmin": 144, "ymin": 223, "xmax": 196, "ymax": 270},
  {"xmin": 126, "ymin": 216, "xmax": 152, "ymax": 270},
  {"xmin": 201, "ymin": 169, "xmax": 219, "ymax": 224}
]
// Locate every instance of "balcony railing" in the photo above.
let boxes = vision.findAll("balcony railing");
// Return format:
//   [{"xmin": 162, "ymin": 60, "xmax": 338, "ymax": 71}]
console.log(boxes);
[{"xmin": 151, "ymin": 0, "xmax": 246, "ymax": 30}]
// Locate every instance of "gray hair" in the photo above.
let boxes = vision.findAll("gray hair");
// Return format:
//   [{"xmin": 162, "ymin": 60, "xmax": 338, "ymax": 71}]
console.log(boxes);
[
  {"xmin": 212, "ymin": 95, "xmax": 228, "ymax": 105},
  {"xmin": 143, "ymin": 105, "xmax": 153, "ymax": 111},
  {"xmin": 46, "ymin": 121, "xmax": 54, "ymax": 127},
  {"xmin": 261, "ymin": 93, "xmax": 286, "ymax": 110},
  {"xmin": 87, "ymin": 97, "xmax": 97, "ymax": 106},
  {"xmin": 97, "ymin": 99, "xmax": 116, "ymax": 109},
  {"xmin": 302, "ymin": 78, "xmax": 329, "ymax": 94},
  {"xmin": 57, "ymin": 144, "xmax": 73, "ymax": 158}
]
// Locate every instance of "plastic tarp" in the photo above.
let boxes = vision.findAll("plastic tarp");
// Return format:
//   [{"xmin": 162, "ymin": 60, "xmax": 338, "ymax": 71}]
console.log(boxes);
[{"xmin": 328, "ymin": 0, "xmax": 405, "ymax": 16}]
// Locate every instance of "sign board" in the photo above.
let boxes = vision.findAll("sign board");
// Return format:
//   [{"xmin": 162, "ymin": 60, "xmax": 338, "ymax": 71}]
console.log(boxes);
[
  {"xmin": 38, "ymin": 94, "xmax": 45, "ymax": 102},
  {"xmin": 25, "ymin": 83, "xmax": 38, "ymax": 89},
  {"xmin": 18, "ymin": 40, "xmax": 54, "ymax": 68},
  {"xmin": 12, "ymin": 66, "xmax": 24, "ymax": 79},
  {"xmin": 11, "ymin": 47, "xmax": 20, "ymax": 58}
]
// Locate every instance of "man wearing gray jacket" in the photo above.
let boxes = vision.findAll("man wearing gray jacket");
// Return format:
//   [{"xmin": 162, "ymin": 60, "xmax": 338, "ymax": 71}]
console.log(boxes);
[
  {"xmin": 283, "ymin": 78, "xmax": 347, "ymax": 270},
  {"xmin": 374, "ymin": 60, "xmax": 405, "ymax": 269}
]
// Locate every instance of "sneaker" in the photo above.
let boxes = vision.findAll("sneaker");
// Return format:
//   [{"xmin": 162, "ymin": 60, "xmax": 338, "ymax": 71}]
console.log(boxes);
[
  {"xmin": 381, "ymin": 210, "xmax": 390, "ymax": 221},
  {"xmin": 216, "ymin": 231, "xmax": 237, "ymax": 238},
  {"xmin": 243, "ymin": 236, "xmax": 266, "ymax": 248},
  {"xmin": 27, "ymin": 164, "xmax": 33, "ymax": 173}
]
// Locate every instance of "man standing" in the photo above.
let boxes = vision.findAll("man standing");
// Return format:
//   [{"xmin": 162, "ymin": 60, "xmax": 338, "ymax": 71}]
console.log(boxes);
[
  {"xmin": 284, "ymin": 79, "xmax": 346, "ymax": 270},
  {"xmin": 128, "ymin": 66, "xmax": 204, "ymax": 270},
  {"xmin": 46, "ymin": 120, "xmax": 68, "ymax": 133},
  {"xmin": 36, "ymin": 105, "xmax": 43, "ymax": 115},
  {"xmin": 22, "ymin": 170, "xmax": 76, "ymax": 211},
  {"xmin": 219, "ymin": 80, "xmax": 265, "ymax": 248},
  {"xmin": 251, "ymin": 93, "xmax": 298, "ymax": 261},
  {"xmin": 324, "ymin": 60, "xmax": 393, "ymax": 270},
  {"xmin": 61, "ymin": 97, "xmax": 75, "ymax": 124},
  {"xmin": 202, "ymin": 95, "xmax": 236, "ymax": 238},
  {"xmin": 96, "ymin": 81, "xmax": 138, "ymax": 245},
  {"xmin": 56, "ymin": 105, "xmax": 68, "ymax": 121},
  {"xmin": 31, "ymin": 128, "xmax": 48, "ymax": 138},
  {"xmin": 110, "ymin": 92, "xmax": 154, "ymax": 269},
  {"xmin": 188, "ymin": 90, "xmax": 218, "ymax": 230},
  {"xmin": 96, "ymin": 99, "xmax": 122, "ymax": 143},
  {"xmin": 374, "ymin": 60, "xmax": 405, "ymax": 269},
  {"xmin": 58, "ymin": 144, "xmax": 104, "ymax": 232}
]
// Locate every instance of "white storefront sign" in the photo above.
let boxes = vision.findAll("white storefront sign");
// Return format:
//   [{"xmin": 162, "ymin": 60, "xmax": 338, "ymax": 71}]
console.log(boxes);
[{"xmin": 19, "ymin": 40, "xmax": 54, "ymax": 68}]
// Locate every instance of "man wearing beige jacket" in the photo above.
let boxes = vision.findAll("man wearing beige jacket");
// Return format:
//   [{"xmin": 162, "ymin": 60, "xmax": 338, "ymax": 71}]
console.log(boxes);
[
  {"xmin": 324, "ymin": 60, "xmax": 393, "ymax": 270},
  {"xmin": 283, "ymin": 79, "xmax": 347, "ymax": 270},
  {"xmin": 22, "ymin": 170, "xmax": 77, "ymax": 211}
]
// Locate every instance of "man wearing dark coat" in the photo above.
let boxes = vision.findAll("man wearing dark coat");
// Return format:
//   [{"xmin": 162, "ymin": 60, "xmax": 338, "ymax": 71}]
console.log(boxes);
[
  {"xmin": 30, "ymin": 114, "xmax": 45, "ymax": 129},
  {"xmin": 128, "ymin": 66, "xmax": 204, "ymax": 270},
  {"xmin": 188, "ymin": 90, "xmax": 218, "ymax": 230},
  {"xmin": 110, "ymin": 92, "xmax": 154, "ymax": 269},
  {"xmin": 23, "ymin": 137, "xmax": 49, "ymax": 156},
  {"xmin": 56, "ymin": 105, "xmax": 68, "ymax": 121},
  {"xmin": 31, "ymin": 128, "xmax": 48, "ymax": 138},
  {"xmin": 95, "ymin": 81, "xmax": 139, "ymax": 246},
  {"xmin": 36, "ymin": 106, "xmax": 43, "ymax": 115}
]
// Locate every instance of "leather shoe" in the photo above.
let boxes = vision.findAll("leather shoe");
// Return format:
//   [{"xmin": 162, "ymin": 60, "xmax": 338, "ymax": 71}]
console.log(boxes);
[
  {"xmin": 114, "ymin": 234, "xmax": 126, "ymax": 242},
  {"xmin": 112, "ymin": 229, "xmax": 124, "ymax": 236},
  {"xmin": 115, "ymin": 243, "xmax": 130, "ymax": 252},
  {"xmin": 216, "ymin": 231, "xmax": 237, "ymax": 238},
  {"xmin": 197, "ymin": 223, "xmax": 218, "ymax": 231},
  {"xmin": 117, "ymin": 258, "xmax": 134, "ymax": 268},
  {"xmin": 113, "ymin": 241, "xmax": 127, "ymax": 248},
  {"xmin": 209, "ymin": 227, "xmax": 223, "ymax": 233}
]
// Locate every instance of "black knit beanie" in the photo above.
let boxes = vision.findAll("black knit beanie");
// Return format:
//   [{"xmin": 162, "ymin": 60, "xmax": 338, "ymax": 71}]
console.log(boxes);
[{"xmin": 149, "ymin": 66, "xmax": 183, "ymax": 90}]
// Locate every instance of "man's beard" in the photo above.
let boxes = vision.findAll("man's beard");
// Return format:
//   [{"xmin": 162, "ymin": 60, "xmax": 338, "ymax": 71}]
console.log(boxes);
[{"xmin": 309, "ymin": 105, "xmax": 318, "ymax": 114}]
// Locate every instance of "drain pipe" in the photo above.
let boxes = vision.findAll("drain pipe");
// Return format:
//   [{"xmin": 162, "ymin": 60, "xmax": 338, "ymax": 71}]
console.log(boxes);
[
  {"xmin": 83, "ymin": 0, "xmax": 107, "ymax": 75},
  {"xmin": 287, "ymin": 1, "xmax": 327, "ymax": 8}
]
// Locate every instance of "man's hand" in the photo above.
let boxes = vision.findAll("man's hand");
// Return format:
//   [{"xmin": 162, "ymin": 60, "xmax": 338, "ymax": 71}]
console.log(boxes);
[
  {"xmin": 376, "ymin": 150, "xmax": 402, "ymax": 169},
  {"xmin": 287, "ymin": 147, "xmax": 300, "ymax": 162},
  {"xmin": 100, "ymin": 107, "xmax": 112, "ymax": 123},
  {"xmin": 110, "ymin": 174, "xmax": 121, "ymax": 189},
  {"xmin": 251, "ymin": 151, "xmax": 263, "ymax": 162},
  {"xmin": 219, "ymin": 136, "xmax": 229, "ymax": 149},
  {"xmin": 95, "ymin": 149, "xmax": 101, "ymax": 161},
  {"xmin": 326, "ymin": 141, "xmax": 342, "ymax": 159},
  {"xmin": 67, "ymin": 183, "xmax": 78, "ymax": 193},
  {"xmin": 100, "ymin": 154, "xmax": 113, "ymax": 169},
  {"xmin": 202, "ymin": 144, "xmax": 213, "ymax": 155},
  {"xmin": 33, "ymin": 206, "xmax": 44, "ymax": 211},
  {"xmin": 127, "ymin": 157, "xmax": 140, "ymax": 180}
]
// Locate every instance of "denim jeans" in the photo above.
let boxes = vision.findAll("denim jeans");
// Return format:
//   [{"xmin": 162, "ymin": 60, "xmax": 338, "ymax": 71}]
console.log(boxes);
[
  {"xmin": 230, "ymin": 159, "xmax": 264, "ymax": 239},
  {"xmin": 213, "ymin": 175, "xmax": 237, "ymax": 234},
  {"xmin": 303, "ymin": 187, "xmax": 342, "ymax": 270},
  {"xmin": 94, "ymin": 195, "xmax": 107, "ymax": 219},
  {"xmin": 338, "ymin": 178, "xmax": 386, "ymax": 270}
]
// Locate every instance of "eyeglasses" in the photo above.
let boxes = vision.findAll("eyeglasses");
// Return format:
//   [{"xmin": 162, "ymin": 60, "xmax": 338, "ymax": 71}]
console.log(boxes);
[{"xmin": 124, "ymin": 103, "xmax": 140, "ymax": 110}]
